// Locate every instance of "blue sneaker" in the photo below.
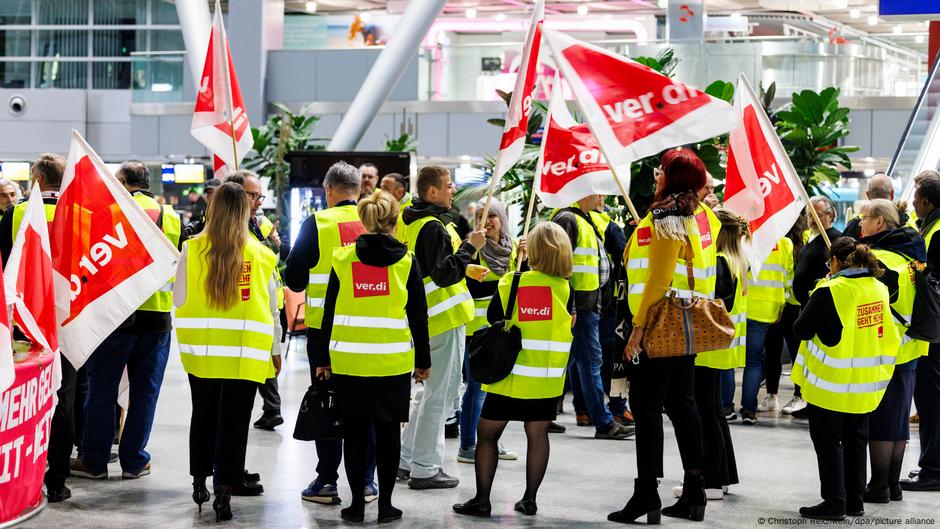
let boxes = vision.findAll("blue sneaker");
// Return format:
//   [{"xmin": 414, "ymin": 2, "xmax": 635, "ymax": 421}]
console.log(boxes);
[
  {"xmin": 301, "ymin": 480, "xmax": 341, "ymax": 505},
  {"xmin": 364, "ymin": 482, "xmax": 379, "ymax": 503}
]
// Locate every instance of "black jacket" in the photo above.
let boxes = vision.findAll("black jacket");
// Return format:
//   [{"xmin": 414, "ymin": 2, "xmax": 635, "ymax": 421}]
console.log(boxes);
[
  {"xmin": 792, "ymin": 227, "xmax": 843, "ymax": 306},
  {"xmin": 715, "ymin": 255, "xmax": 737, "ymax": 312},
  {"xmin": 921, "ymin": 208, "xmax": 940, "ymax": 276},
  {"xmin": 316, "ymin": 234, "xmax": 430, "ymax": 370},
  {"xmin": 793, "ymin": 268, "xmax": 875, "ymax": 347},
  {"xmin": 284, "ymin": 200, "xmax": 356, "ymax": 293},
  {"xmin": 402, "ymin": 199, "xmax": 475, "ymax": 288}
]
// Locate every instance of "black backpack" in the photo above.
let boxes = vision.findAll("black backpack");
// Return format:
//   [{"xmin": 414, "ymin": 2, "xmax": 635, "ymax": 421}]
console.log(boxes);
[
  {"xmin": 468, "ymin": 273, "xmax": 523, "ymax": 385},
  {"xmin": 907, "ymin": 261, "xmax": 940, "ymax": 343}
]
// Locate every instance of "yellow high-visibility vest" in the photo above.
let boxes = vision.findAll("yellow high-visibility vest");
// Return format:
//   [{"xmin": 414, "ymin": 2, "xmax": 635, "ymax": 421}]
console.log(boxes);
[
  {"xmin": 11, "ymin": 200, "xmax": 56, "ymax": 236},
  {"xmin": 697, "ymin": 253, "xmax": 747, "ymax": 369},
  {"xmin": 748, "ymin": 238, "xmax": 793, "ymax": 323},
  {"xmin": 467, "ymin": 241, "xmax": 518, "ymax": 336},
  {"xmin": 259, "ymin": 215, "xmax": 274, "ymax": 239},
  {"xmin": 791, "ymin": 274, "xmax": 900, "ymax": 414},
  {"xmin": 394, "ymin": 193, "xmax": 413, "ymax": 241},
  {"xmin": 482, "ymin": 271, "xmax": 573, "ymax": 399},
  {"xmin": 175, "ymin": 237, "xmax": 277, "ymax": 384},
  {"xmin": 550, "ymin": 206, "xmax": 601, "ymax": 292},
  {"xmin": 131, "ymin": 194, "xmax": 181, "ymax": 313},
  {"xmin": 625, "ymin": 204, "xmax": 721, "ymax": 316},
  {"xmin": 328, "ymin": 246, "xmax": 415, "ymax": 377},
  {"xmin": 872, "ymin": 248, "xmax": 928, "ymax": 364},
  {"xmin": 305, "ymin": 205, "xmax": 363, "ymax": 329},
  {"xmin": 402, "ymin": 215, "xmax": 474, "ymax": 337}
]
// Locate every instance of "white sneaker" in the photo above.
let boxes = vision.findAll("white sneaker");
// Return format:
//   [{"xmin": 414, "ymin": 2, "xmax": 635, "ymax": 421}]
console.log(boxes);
[
  {"xmin": 706, "ymin": 488, "xmax": 724, "ymax": 500},
  {"xmin": 497, "ymin": 443, "xmax": 518, "ymax": 461},
  {"xmin": 782, "ymin": 397, "xmax": 807, "ymax": 415},
  {"xmin": 756, "ymin": 394, "xmax": 779, "ymax": 412}
]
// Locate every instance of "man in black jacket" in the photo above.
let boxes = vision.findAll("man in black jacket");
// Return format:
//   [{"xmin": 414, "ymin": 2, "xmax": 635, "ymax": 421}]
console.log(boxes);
[{"xmin": 901, "ymin": 171, "xmax": 940, "ymax": 491}]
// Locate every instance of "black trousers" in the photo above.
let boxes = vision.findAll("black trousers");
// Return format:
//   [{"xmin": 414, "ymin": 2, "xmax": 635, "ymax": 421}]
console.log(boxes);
[
  {"xmin": 914, "ymin": 347, "xmax": 940, "ymax": 476},
  {"xmin": 628, "ymin": 355, "xmax": 704, "ymax": 479},
  {"xmin": 693, "ymin": 366, "xmax": 738, "ymax": 489},
  {"xmin": 344, "ymin": 419, "xmax": 400, "ymax": 509},
  {"xmin": 764, "ymin": 304, "xmax": 801, "ymax": 396},
  {"xmin": 188, "ymin": 374, "xmax": 258, "ymax": 486},
  {"xmin": 45, "ymin": 357, "xmax": 77, "ymax": 488},
  {"xmin": 807, "ymin": 404, "xmax": 868, "ymax": 512}
]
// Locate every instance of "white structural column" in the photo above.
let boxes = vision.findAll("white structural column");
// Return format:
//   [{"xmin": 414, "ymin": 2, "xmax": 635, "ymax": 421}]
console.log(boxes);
[
  {"xmin": 175, "ymin": 0, "xmax": 212, "ymax": 86},
  {"xmin": 328, "ymin": 0, "xmax": 448, "ymax": 151}
]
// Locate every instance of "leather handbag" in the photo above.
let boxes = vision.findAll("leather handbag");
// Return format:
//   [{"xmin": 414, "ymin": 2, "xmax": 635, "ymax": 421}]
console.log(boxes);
[
  {"xmin": 642, "ymin": 239, "xmax": 735, "ymax": 358},
  {"xmin": 293, "ymin": 378, "xmax": 344, "ymax": 441},
  {"xmin": 468, "ymin": 272, "xmax": 523, "ymax": 384}
]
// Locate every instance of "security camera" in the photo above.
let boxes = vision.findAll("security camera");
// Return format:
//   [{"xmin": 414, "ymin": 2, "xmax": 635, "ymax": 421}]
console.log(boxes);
[{"xmin": 8, "ymin": 95, "xmax": 25, "ymax": 116}]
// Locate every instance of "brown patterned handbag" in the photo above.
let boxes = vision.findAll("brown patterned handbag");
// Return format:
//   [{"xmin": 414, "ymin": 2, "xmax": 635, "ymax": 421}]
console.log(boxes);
[{"xmin": 642, "ymin": 238, "xmax": 735, "ymax": 358}]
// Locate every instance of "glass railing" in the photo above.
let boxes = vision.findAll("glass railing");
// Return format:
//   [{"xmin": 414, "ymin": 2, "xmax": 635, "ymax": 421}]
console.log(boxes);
[
  {"xmin": 130, "ymin": 50, "xmax": 185, "ymax": 103},
  {"xmin": 889, "ymin": 49, "xmax": 940, "ymax": 196},
  {"xmin": 417, "ymin": 35, "xmax": 926, "ymax": 101}
]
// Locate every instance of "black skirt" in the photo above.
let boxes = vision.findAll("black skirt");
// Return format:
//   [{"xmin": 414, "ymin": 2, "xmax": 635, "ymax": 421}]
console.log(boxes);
[
  {"xmin": 480, "ymin": 392, "xmax": 558, "ymax": 422},
  {"xmin": 869, "ymin": 359, "xmax": 917, "ymax": 441},
  {"xmin": 332, "ymin": 373, "xmax": 412, "ymax": 423}
]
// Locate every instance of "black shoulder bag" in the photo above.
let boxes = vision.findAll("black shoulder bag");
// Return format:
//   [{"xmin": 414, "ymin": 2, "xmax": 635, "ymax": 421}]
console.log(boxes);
[
  {"xmin": 468, "ymin": 272, "xmax": 523, "ymax": 385},
  {"xmin": 293, "ymin": 378, "xmax": 344, "ymax": 441}
]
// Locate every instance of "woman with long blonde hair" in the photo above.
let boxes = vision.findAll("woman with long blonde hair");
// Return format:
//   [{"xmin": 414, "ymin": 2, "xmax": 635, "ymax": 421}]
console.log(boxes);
[{"xmin": 173, "ymin": 182, "xmax": 282, "ymax": 522}]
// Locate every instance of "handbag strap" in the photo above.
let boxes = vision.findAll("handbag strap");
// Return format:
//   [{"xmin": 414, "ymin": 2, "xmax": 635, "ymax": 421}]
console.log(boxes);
[
  {"xmin": 682, "ymin": 236, "xmax": 695, "ymax": 291},
  {"xmin": 505, "ymin": 272, "xmax": 523, "ymax": 321}
]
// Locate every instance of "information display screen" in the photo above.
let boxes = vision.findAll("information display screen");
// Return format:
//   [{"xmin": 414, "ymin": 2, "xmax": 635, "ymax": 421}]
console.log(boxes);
[{"xmin": 880, "ymin": 0, "xmax": 940, "ymax": 17}]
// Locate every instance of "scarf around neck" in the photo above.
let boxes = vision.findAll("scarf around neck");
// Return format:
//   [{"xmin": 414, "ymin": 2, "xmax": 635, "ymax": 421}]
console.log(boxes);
[{"xmin": 479, "ymin": 233, "xmax": 513, "ymax": 276}]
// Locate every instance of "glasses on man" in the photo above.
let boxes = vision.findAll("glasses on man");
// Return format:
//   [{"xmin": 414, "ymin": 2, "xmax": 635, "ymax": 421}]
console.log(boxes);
[{"xmin": 247, "ymin": 192, "xmax": 265, "ymax": 202}]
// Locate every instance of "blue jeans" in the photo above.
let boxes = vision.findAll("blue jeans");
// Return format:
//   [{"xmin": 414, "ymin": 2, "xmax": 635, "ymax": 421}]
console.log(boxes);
[
  {"xmin": 569, "ymin": 310, "xmax": 614, "ymax": 431},
  {"xmin": 82, "ymin": 331, "xmax": 170, "ymax": 472},
  {"xmin": 720, "ymin": 369, "xmax": 736, "ymax": 410},
  {"xmin": 459, "ymin": 342, "xmax": 485, "ymax": 450},
  {"xmin": 741, "ymin": 320, "xmax": 772, "ymax": 412}
]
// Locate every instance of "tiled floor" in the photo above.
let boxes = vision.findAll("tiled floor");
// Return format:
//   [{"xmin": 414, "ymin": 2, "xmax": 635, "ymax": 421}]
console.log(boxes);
[{"xmin": 25, "ymin": 340, "xmax": 938, "ymax": 528}]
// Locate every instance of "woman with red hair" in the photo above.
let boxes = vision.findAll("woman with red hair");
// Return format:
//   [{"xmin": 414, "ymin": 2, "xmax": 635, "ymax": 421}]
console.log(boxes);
[{"xmin": 610, "ymin": 148, "xmax": 718, "ymax": 524}]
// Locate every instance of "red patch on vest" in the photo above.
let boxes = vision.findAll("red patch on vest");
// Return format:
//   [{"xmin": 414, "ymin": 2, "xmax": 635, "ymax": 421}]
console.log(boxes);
[
  {"xmin": 636, "ymin": 226, "xmax": 652, "ymax": 247},
  {"xmin": 517, "ymin": 286, "xmax": 553, "ymax": 322},
  {"xmin": 695, "ymin": 210, "xmax": 712, "ymax": 248},
  {"xmin": 352, "ymin": 262, "xmax": 389, "ymax": 298},
  {"xmin": 338, "ymin": 221, "xmax": 365, "ymax": 247},
  {"xmin": 239, "ymin": 262, "xmax": 251, "ymax": 300}
]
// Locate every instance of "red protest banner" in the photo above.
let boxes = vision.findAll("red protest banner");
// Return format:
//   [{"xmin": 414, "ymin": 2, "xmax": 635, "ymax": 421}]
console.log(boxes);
[{"xmin": 0, "ymin": 351, "xmax": 55, "ymax": 523}]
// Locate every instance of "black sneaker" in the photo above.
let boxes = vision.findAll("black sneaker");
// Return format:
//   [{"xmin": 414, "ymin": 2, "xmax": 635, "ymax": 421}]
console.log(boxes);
[
  {"xmin": 740, "ymin": 409, "xmax": 757, "ymax": 425},
  {"xmin": 444, "ymin": 422, "xmax": 459, "ymax": 439},
  {"xmin": 723, "ymin": 405, "xmax": 738, "ymax": 421},
  {"xmin": 595, "ymin": 422, "xmax": 635, "ymax": 440},
  {"xmin": 547, "ymin": 421, "xmax": 566, "ymax": 433},
  {"xmin": 253, "ymin": 413, "xmax": 284, "ymax": 430},
  {"xmin": 408, "ymin": 469, "xmax": 459, "ymax": 489},
  {"xmin": 46, "ymin": 483, "xmax": 72, "ymax": 503},
  {"xmin": 244, "ymin": 469, "xmax": 261, "ymax": 484},
  {"xmin": 396, "ymin": 468, "xmax": 410, "ymax": 482}
]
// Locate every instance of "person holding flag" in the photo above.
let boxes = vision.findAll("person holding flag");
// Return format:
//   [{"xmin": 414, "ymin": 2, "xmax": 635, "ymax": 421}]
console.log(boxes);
[{"xmin": 70, "ymin": 161, "xmax": 184, "ymax": 482}]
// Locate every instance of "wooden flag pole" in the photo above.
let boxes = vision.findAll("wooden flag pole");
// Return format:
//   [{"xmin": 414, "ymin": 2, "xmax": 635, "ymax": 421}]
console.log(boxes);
[
  {"xmin": 517, "ymin": 184, "xmax": 539, "ymax": 269},
  {"xmin": 805, "ymin": 199, "xmax": 832, "ymax": 248},
  {"xmin": 594, "ymin": 139, "xmax": 641, "ymax": 222},
  {"xmin": 229, "ymin": 117, "xmax": 239, "ymax": 172}
]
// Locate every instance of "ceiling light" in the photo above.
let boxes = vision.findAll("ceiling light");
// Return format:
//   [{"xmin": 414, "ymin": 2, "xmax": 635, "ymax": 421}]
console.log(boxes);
[
  {"xmin": 360, "ymin": 11, "xmax": 372, "ymax": 22},
  {"xmin": 466, "ymin": 7, "xmax": 477, "ymax": 18},
  {"xmin": 867, "ymin": 15, "xmax": 878, "ymax": 26},
  {"xmin": 577, "ymin": 4, "xmax": 589, "ymax": 15},
  {"xmin": 893, "ymin": 24, "xmax": 902, "ymax": 34},
  {"xmin": 305, "ymin": 1, "xmax": 317, "ymax": 12},
  {"xmin": 494, "ymin": 13, "xmax": 506, "ymax": 21},
  {"xmin": 916, "ymin": 35, "xmax": 926, "ymax": 44},
  {"xmin": 849, "ymin": 8, "xmax": 860, "ymax": 18}
]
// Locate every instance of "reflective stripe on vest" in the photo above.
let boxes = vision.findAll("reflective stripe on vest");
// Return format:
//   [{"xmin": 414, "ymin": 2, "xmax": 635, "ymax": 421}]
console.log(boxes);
[
  {"xmin": 403, "ymin": 215, "xmax": 474, "ymax": 336},
  {"xmin": 328, "ymin": 246, "xmax": 415, "ymax": 377},
  {"xmin": 134, "ymin": 195, "xmax": 181, "ymax": 312},
  {"xmin": 176, "ymin": 237, "xmax": 277, "ymax": 384},
  {"xmin": 872, "ymin": 248, "xmax": 929, "ymax": 364},
  {"xmin": 482, "ymin": 271, "xmax": 572, "ymax": 400},
  {"xmin": 551, "ymin": 208, "xmax": 600, "ymax": 292},
  {"xmin": 467, "ymin": 242, "xmax": 518, "ymax": 336},
  {"xmin": 697, "ymin": 255, "xmax": 747, "ymax": 370},
  {"xmin": 790, "ymin": 275, "xmax": 900, "ymax": 414},
  {"xmin": 748, "ymin": 238, "xmax": 793, "ymax": 323},
  {"xmin": 625, "ymin": 204, "xmax": 720, "ymax": 316},
  {"xmin": 305, "ymin": 205, "xmax": 364, "ymax": 329}
]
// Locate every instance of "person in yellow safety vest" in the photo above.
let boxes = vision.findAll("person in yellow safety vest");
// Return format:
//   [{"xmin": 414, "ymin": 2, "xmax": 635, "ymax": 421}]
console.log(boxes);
[
  {"xmin": 551, "ymin": 195, "xmax": 634, "ymax": 441},
  {"xmin": 903, "ymin": 171, "xmax": 940, "ymax": 491},
  {"xmin": 739, "ymin": 235, "xmax": 793, "ymax": 425},
  {"xmin": 690, "ymin": 208, "xmax": 750, "ymax": 501},
  {"xmin": 69, "ymin": 161, "xmax": 185, "ymax": 484},
  {"xmin": 457, "ymin": 198, "xmax": 521, "ymax": 464},
  {"xmin": 856, "ymin": 198, "xmax": 928, "ymax": 502},
  {"xmin": 380, "ymin": 172, "xmax": 412, "ymax": 238},
  {"xmin": 761, "ymin": 215, "xmax": 809, "ymax": 418},
  {"xmin": 791, "ymin": 238, "xmax": 900, "ymax": 521},
  {"xmin": 0, "ymin": 154, "xmax": 74, "ymax": 503},
  {"xmin": 173, "ymin": 182, "xmax": 282, "ymax": 522},
  {"xmin": 615, "ymin": 148, "xmax": 718, "ymax": 524},
  {"xmin": 314, "ymin": 191, "xmax": 430, "ymax": 523},
  {"xmin": 453, "ymin": 222, "xmax": 574, "ymax": 518},
  {"xmin": 397, "ymin": 165, "xmax": 485, "ymax": 490},
  {"xmin": 283, "ymin": 161, "xmax": 379, "ymax": 504}
]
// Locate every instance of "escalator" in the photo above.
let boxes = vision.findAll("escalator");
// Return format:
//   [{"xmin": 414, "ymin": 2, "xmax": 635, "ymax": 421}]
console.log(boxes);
[{"xmin": 890, "ymin": 50, "xmax": 940, "ymax": 201}]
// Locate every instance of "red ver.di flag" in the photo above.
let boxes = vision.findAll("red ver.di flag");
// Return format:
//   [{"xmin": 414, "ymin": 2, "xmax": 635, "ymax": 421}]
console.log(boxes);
[
  {"xmin": 50, "ymin": 130, "xmax": 180, "ymax": 368},
  {"xmin": 535, "ymin": 82, "xmax": 626, "ymax": 207},
  {"xmin": 191, "ymin": 0, "xmax": 253, "ymax": 178},
  {"xmin": 724, "ymin": 74, "xmax": 806, "ymax": 275},
  {"xmin": 0, "ymin": 256, "xmax": 12, "ymax": 393},
  {"xmin": 542, "ymin": 28, "xmax": 736, "ymax": 169}
]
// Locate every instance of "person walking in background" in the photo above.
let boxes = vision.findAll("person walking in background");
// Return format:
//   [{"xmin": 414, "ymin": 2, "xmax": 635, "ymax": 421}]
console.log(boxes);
[
  {"xmin": 359, "ymin": 162, "xmax": 378, "ymax": 199},
  {"xmin": 184, "ymin": 178, "xmax": 220, "ymax": 238},
  {"xmin": 453, "ymin": 223, "xmax": 574, "ymax": 518},
  {"xmin": 792, "ymin": 238, "xmax": 899, "ymax": 520},
  {"xmin": 173, "ymin": 183, "xmax": 282, "ymax": 522},
  {"xmin": 458, "ymin": 198, "xmax": 520, "ymax": 465},
  {"xmin": 398, "ymin": 165, "xmax": 485, "ymax": 489},
  {"xmin": 551, "ymin": 194, "xmax": 634, "ymax": 440},
  {"xmin": 284, "ymin": 161, "xmax": 380, "ymax": 505},
  {"xmin": 314, "ymin": 191, "xmax": 430, "ymax": 523},
  {"xmin": 857, "ymin": 199, "xmax": 927, "ymax": 503},
  {"xmin": 613, "ymin": 148, "xmax": 719, "ymax": 524}
]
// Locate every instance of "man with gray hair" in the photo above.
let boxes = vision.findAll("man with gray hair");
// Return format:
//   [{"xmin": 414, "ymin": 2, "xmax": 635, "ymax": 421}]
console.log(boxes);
[
  {"xmin": 285, "ymin": 161, "xmax": 379, "ymax": 505},
  {"xmin": 843, "ymin": 174, "xmax": 895, "ymax": 239},
  {"xmin": 0, "ymin": 177, "xmax": 19, "ymax": 214}
]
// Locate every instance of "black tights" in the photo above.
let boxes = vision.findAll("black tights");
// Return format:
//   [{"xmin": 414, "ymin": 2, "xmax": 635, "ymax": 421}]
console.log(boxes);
[
  {"xmin": 343, "ymin": 420, "xmax": 400, "ymax": 513},
  {"xmin": 473, "ymin": 419, "xmax": 550, "ymax": 503},
  {"xmin": 868, "ymin": 440, "xmax": 907, "ymax": 491}
]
